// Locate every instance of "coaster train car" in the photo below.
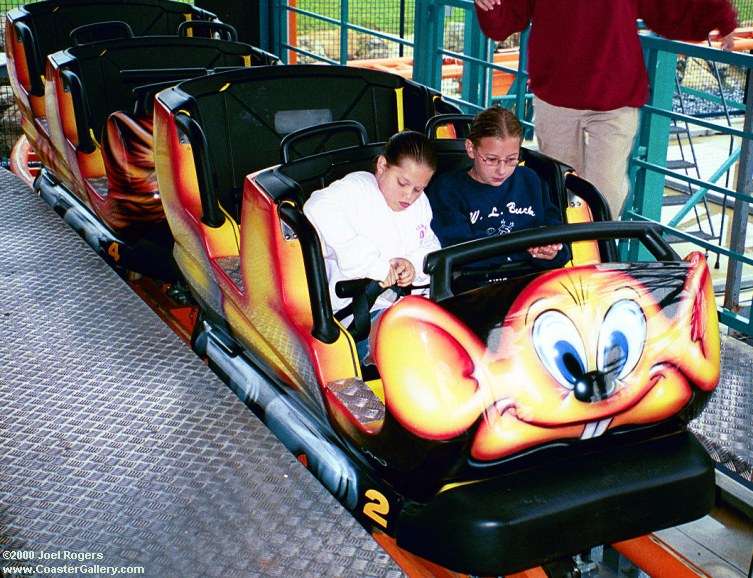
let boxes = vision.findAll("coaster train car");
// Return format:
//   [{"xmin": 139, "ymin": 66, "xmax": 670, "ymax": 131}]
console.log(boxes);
[{"xmin": 153, "ymin": 66, "xmax": 722, "ymax": 574}]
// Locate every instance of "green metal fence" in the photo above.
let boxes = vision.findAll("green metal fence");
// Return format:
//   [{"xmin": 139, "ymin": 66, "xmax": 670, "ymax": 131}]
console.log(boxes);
[
  {"xmin": 1, "ymin": 0, "xmax": 752, "ymax": 336},
  {"xmin": 270, "ymin": 0, "xmax": 531, "ymax": 118},
  {"xmin": 271, "ymin": 0, "xmax": 415, "ymax": 64},
  {"xmin": 629, "ymin": 37, "xmax": 753, "ymax": 337}
]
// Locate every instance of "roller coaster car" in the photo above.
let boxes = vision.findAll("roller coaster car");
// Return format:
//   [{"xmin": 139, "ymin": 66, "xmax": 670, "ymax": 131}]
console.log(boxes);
[
  {"xmin": 10, "ymin": 13, "xmax": 277, "ymax": 279},
  {"xmin": 5, "ymin": 0, "xmax": 220, "ymax": 163},
  {"xmin": 154, "ymin": 78, "xmax": 720, "ymax": 573}
]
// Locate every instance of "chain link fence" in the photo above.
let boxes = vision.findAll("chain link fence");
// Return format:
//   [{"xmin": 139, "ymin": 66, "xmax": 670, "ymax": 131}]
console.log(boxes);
[
  {"xmin": 286, "ymin": 0, "xmax": 415, "ymax": 66},
  {"xmin": 673, "ymin": 0, "xmax": 753, "ymax": 117},
  {"xmin": 0, "ymin": 1, "xmax": 25, "ymax": 161}
]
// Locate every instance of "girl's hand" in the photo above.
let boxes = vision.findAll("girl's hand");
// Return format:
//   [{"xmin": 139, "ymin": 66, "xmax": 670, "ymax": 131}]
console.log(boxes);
[
  {"xmin": 380, "ymin": 266, "xmax": 399, "ymax": 288},
  {"xmin": 475, "ymin": 0, "xmax": 501, "ymax": 11},
  {"xmin": 389, "ymin": 258, "xmax": 416, "ymax": 287},
  {"xmin": 528, "ymin": 244, "xmax": 562, "ymax": 260}
]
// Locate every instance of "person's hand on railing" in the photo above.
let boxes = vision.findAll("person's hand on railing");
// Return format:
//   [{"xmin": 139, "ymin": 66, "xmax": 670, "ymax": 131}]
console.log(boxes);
[
  {"xmin": 528, "ymin": 243, "xmax": 563, "ymax": 261},
  {"xmin": 474, "ymin": 0, "xmax": 501, "ymax": 12},
  {"xmin": 720, "ymin": 32, "xmax": 735, "ymax": 51}
]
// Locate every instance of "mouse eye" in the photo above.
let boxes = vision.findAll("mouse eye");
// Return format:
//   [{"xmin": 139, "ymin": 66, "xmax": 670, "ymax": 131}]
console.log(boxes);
[
  {"xmin": 533, "ymin": 310, "xmax": 587, "ymax": 389},
  {"xmin": 597, "ymin": 299, "xmax": 646, "ymax": 379}
]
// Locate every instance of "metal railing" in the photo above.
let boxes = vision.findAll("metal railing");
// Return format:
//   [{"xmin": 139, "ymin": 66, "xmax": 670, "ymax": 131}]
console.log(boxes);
[
  {"xmin": 271, "ymin": 0, "xmax": 416, "ymax": 65},
  {"xmin": 2, "ymin": 0, "xmax": 751, "ymax": 336},
  {"xmin": 411, "ymin": 0, "xmax": 532, "ymax": 126},
  {"xmin": 629, "ymin": 35, "xmax": 753, "ymax": 336}
]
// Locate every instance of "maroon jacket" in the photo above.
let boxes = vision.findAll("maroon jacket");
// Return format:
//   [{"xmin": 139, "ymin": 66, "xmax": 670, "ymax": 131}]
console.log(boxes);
[{"xmin": 476, "ymin": 0, "xmax": 737, "ymax": 110}]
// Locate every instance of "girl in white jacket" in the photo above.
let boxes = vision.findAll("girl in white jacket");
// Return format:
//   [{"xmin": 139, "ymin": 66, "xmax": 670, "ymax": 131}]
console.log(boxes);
[{"xmin": 304, "ymin": 131, "xmax": 441, "ymax": 360}]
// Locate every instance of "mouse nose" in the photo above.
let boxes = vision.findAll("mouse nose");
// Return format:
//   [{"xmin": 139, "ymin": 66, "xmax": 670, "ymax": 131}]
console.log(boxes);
[{"xmin": 573, "ymin": 371, "xmax": 617, "ymax": 403}]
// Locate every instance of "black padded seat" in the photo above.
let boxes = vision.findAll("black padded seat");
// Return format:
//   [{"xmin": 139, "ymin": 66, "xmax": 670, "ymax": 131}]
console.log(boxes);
[
  {"xmin": 55, "ymin": 36, "xmax": 271, "ymax": 152},
  {"xmin": 164, "ymin": 65, "xmax": 454, "ymax": 221},
  {"xmin": 7, "ymin": 0, "xmax": 217, "ymax": 98}
]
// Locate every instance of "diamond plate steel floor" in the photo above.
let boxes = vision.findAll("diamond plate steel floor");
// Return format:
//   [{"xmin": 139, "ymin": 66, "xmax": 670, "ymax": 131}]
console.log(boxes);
[
  {"xmin": 0, "ymin": 169, "xmax": 403, "ymax": 578},
  {"xmin": 692, "ymin": 335, "xmax": 753, "ymax": 483}
]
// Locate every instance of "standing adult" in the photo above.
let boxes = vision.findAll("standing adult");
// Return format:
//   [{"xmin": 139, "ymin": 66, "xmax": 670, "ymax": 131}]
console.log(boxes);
[{"xmin": 474, "ymin": 0, "xmax": 737, "ymax": 218}]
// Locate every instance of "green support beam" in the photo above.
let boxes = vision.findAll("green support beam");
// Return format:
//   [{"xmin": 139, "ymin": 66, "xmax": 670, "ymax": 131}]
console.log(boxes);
[
  {"xmin": 413, "ymin": 0, "xmax": 443, "ymax": 89},
  {"xmin": 340, "ymin": 0, "xmax": 349, "ymax": 65},
  {"xmin": 628, "ymin": 47, "xmax": 677, "ymax": 261},
  {"xmin": 460, "ymin": 9, "xmax": 489, "ymax": 107}
]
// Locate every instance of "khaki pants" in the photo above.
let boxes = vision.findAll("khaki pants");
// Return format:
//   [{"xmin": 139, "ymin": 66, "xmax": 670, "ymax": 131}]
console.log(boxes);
[{"xmin": 533, "ymin": 96, "xmax": 640, "ymax": 219}]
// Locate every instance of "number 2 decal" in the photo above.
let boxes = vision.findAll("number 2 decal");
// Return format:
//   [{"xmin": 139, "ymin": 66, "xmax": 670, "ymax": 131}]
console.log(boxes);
[{"xmin": 362, "ymin": 489, "xmax": 389, "ymax": 528}]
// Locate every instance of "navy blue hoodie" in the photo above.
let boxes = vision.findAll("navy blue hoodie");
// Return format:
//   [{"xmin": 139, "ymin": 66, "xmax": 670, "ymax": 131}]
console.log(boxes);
[{"xmin": 427, "ymin": 166, "xmax": 569, "ymax": 269}]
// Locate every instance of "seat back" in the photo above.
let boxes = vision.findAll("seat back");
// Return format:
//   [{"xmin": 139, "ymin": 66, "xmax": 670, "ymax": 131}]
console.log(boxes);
[
  {"xmin": 53, "ymin": 36, "xmax": 272, "ymax": 151},
  {"xmin": 168, "ymin": 65, "xmax": 453, "ymax": 221},
  {"xmin": 5, "ymin": 0, "xmax": 217, "ymax": 101}
]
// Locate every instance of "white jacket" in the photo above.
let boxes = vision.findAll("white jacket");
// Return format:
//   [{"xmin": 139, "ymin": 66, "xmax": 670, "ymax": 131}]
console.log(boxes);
[{"xmin": 303, "ymin": 171, "xmax": 441, "ymax": 313}]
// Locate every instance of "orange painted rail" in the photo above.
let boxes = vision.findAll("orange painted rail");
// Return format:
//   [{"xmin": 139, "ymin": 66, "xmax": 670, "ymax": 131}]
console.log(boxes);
[
  {"xmin": 613, "ymin": 535, "xmax": 710, "ymax": 578},
  {"xmin": 349, "ymin": 50, "xmax": 519, "ymax": 97}
]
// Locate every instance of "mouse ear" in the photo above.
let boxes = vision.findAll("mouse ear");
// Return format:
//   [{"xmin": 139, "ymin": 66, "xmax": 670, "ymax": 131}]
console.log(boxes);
[
  {"xmin": 374, "ymin": 297, "xmax": 488, "ymax": 439},
  {"xmin": 670, "ymin": 252, "xmax": 720, "ymax": 391}
]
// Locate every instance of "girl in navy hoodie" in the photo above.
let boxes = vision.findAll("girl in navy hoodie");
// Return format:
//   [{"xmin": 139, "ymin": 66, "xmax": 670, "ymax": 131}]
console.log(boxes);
[{"xmin": 428, "ymin": 106, "xmax": 568, "ymax": 269}]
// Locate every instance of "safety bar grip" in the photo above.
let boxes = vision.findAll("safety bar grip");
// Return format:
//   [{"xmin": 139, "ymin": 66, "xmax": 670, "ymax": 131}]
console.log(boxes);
[
  {"xmin": 177, "ymin": 20, "xmax": 237, "ymax": 42},
  {"xmin": 335, "ymin": 278, "xmax": 373, "ymax": 299},
  {"xmin": 13, "ymin": 21, "xmax": 44, "ymax": 96},
  {"xmin": 121, "ymin": 67, "xmax": 208, "ymax": 83},
  {"xmin": 60, "ymin": 69, "xmax": 95, "ymax": 154},
  {"xmin": 564, "ymin": 172, "xmax": 613, "ymax": 223},
  {"xmin": 132, "ymin": 79, "xmax": 201, "ymax": 117},
  {"xmin": 563, "ymin": 172, "xmax": 618, "ymax": 261},
  {"xmin": 424, "ymin": 113, "xmax": 474, "ymax": 138},
  {"xmin": 173, "ymin": 113, "xmax": 224, "ymax": 228},
  {"xmin": 424, "ymin": 222, "xmax": 680, "ymax": 301},
  {"xmin": 280, "ymin": 120, "xmax": 368, "ymax": 164},
  {"xmin": 69, "ymin": 21, "xmax": 134, "ymax": 46},
  {"xmin": 277, "ymin": 203, "xmax": 340, "ymax": 344}
]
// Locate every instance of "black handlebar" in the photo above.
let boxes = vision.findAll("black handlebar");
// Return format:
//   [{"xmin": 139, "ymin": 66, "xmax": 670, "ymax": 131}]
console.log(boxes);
[
  {"xmin": 424, "ymin": 222, "xmax": 679, "ymax": 301},
  {"xmin": 280, "ymin": 120, "xmax": 369, "ymax": 164},
  {"xmin": 69, "ymin": 21, "xmax": 134, "ymax": 46},
  {"xmin": 177, "ymin": 20, "xmax": 238, "ymax": 42},
  {"xmin": 13, "ymin": 21, "xmax": 44, "ymax": 97},
  {"xmin": 174, "ymin": 113, "xmax": 224, "ymax": 228},
  {"xmin": 278, "ymin": 202, "xmax": 340, "ymax": 344},
  {"xmin": 424, "ymin": 113, "xmax": 474, "ymax": 138},
  {"xmin": 61, "ymin": 69, "xmax": 96, "ymax": 154}
]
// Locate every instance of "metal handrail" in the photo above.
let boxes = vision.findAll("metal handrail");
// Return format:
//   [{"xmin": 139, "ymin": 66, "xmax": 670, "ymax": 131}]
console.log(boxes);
[{"xmin": 633, "ymin": 33, "xmax": 753, "ymax": 335}]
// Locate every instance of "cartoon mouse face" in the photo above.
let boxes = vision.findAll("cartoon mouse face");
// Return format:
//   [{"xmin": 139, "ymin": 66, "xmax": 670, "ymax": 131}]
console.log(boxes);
[{"xmin": 374, "ymin": 252, "xmax": 719, "ymax": 462}]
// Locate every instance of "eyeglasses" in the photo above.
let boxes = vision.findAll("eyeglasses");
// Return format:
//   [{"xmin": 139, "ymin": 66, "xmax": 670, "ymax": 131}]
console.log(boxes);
[{"xmin": 475, "ymin": 150, "xmax": 520, "ymax": 168}]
